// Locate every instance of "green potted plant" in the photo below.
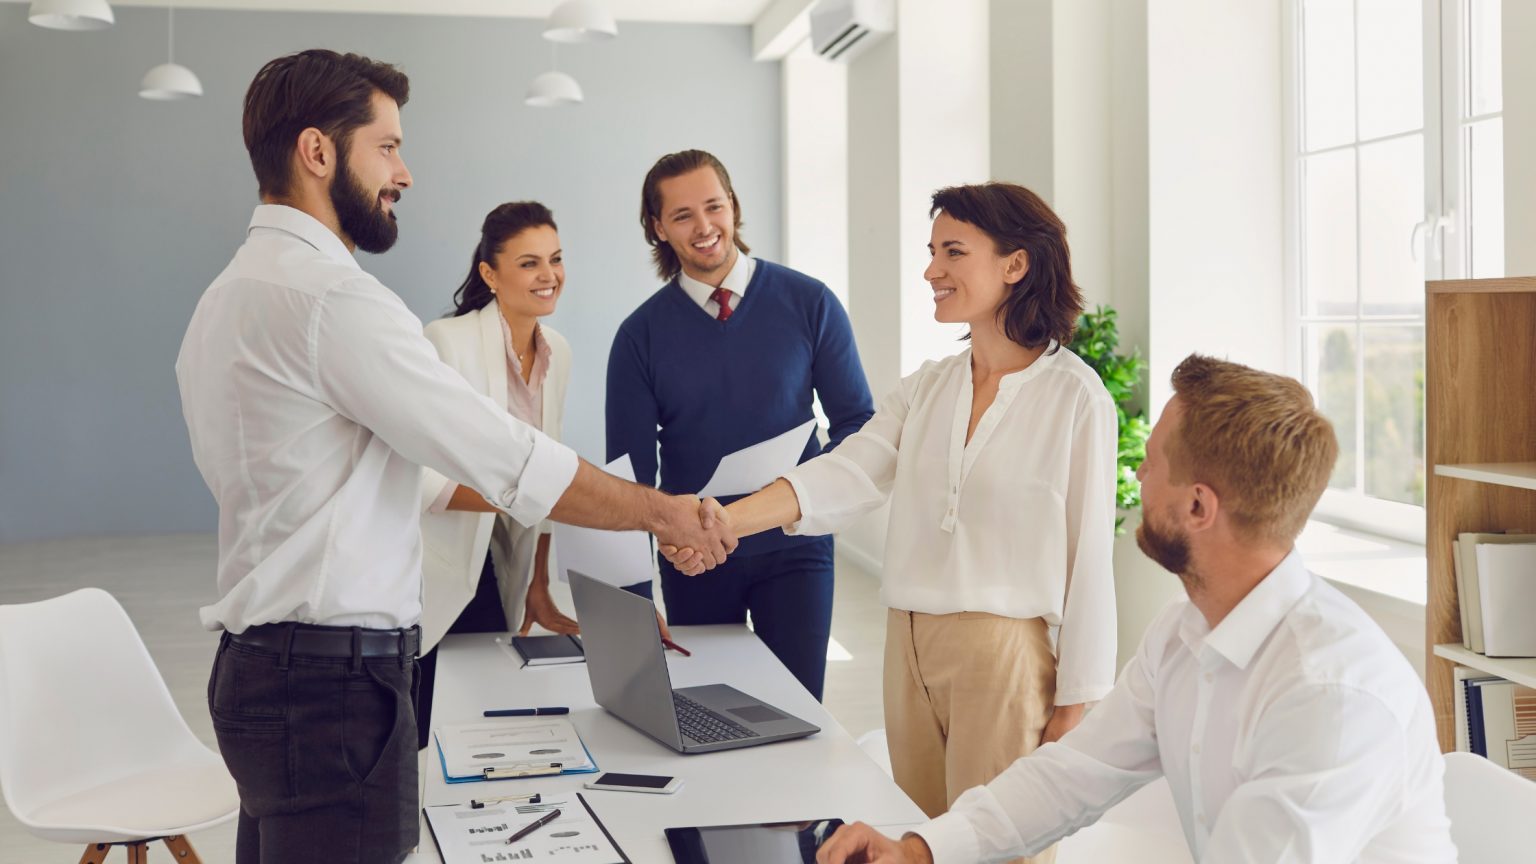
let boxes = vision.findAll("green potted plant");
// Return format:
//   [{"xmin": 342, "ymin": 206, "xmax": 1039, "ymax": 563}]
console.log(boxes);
[{"xmin": 1067, "ymin": 305, "xmax": 1150, "ymax": 534}]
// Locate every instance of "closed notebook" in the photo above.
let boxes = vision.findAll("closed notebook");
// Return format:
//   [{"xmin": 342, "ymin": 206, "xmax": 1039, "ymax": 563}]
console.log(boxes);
[
  {"xmin": 510, "ymin": 634, "xmax": 585, "ymax": 666},
  {"xmin": 1456, "ymin": 531, "xmax": 1533, "ymax": 653},
  {"xmin": 1475, "ymin": 542, "xmax": 1536, "ymax": 657}
]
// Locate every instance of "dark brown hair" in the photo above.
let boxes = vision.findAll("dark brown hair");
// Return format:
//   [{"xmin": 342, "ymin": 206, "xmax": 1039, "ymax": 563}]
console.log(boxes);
[
  {"xmin": 639, "ymin": 149, "xmax": 750, "ymax": 281},
  {"xmin": 451, "ymin": 202, "xmax": 559, "ymax": 317},
  {"xmin": 929, "ymin": 182, "xmax": 1083, "ymax": 351},
  {"xmin": 242, "ymin": 50, "xmax": 410, "ymax": 198},
  {"xmin": 1167, "ymin": 354, "xmax": 1338, "ymax": 545}
]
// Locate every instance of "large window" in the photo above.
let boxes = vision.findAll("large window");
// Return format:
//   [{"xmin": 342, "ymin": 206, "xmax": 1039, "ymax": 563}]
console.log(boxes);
[{"xmin": 1286, "ymin": 0, "xmax": 1501, "ymax": 541}]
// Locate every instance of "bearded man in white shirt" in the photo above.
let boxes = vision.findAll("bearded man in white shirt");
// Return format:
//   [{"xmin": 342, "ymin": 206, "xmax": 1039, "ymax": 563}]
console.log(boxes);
[
  {"xmin": 177, "ymin": 50, "xmax": 733, "ymax": 864},
  {"xmin": 817, "ymin": 354, "xmax": 1456, "ymax": 864}
]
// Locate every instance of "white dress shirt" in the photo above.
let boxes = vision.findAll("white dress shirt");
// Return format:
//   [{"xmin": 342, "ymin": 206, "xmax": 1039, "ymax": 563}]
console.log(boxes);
[
  {"xmin": 676, "ymin": 252, "xmax": 755, "ymax": 317},
  {"xmin": 176, "ymin": 205, "xmax": 578, "ymax": 634},
  {"xmin": 781, "ymin": 346, "xmax": 1118, "ymax": 705},
  {"xmin": 913, "ymin": 550, "xmax": 1457, "ymax": 864}
]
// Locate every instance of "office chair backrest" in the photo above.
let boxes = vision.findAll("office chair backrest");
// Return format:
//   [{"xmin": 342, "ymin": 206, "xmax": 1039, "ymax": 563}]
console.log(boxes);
[
  {"xmin": 1443, "ymin": 751, "xmax": 1536, "ymax": 863},
  {"xmin": 0, "ymin": 588, "xmax": 200, "ymax": 821}
]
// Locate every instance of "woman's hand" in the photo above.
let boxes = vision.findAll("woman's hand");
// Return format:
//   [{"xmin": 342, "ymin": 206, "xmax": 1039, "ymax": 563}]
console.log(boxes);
[
  {"xmin": 519, "ymin": 536, "xmax": 579, "ymax": 636},
  {"xmin": 1040, "ymin": 702, "xmax": 1088, "ymax": 744}
]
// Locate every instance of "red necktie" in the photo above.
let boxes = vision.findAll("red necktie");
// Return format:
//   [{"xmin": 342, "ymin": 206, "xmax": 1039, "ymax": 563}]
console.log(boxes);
[{"xmin": 711, "ymin": 287, "xmax": 733, "ymax": 322}]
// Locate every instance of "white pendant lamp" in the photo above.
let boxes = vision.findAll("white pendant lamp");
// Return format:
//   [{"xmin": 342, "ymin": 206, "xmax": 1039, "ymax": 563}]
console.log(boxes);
[
  {"xmin": 542, "ymin": 0, "xmax": 617, "ymax": 43},
  {"xmin": 139, "ymin": 5, "xmax": 202, "ymax": 100},
  {"xmin": 525, "ymin": 70, "xmax": 583, "ymax": 107},
  {"xmin": 28, "ymin": 0, "xmax": 115, "ymax": 31}
]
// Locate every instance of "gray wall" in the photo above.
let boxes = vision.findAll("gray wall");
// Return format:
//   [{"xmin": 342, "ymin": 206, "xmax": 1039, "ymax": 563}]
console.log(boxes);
[{"xmin": 0, "ymin": 5, "xmax": 781, "ymax": 542}]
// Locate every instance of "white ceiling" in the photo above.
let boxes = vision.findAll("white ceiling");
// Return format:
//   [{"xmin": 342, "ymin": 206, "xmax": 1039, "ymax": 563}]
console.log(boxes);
[{"xmin": 0, "ymin": 0, "xmax": 778, "ymax": 25}]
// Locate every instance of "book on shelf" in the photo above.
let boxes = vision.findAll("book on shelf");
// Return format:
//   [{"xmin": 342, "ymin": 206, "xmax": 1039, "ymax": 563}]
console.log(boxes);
[
  {"xmin": 1454, "ymin": 531, "xmax": 1534, "ymax": 654},
  {"xmin": 1452, "ymin": 665, "xmax": 1536, "ymax": 782},
  {"xmin": 1476, "ymin": 543, "xmax": 1536, "ymax": 657}
]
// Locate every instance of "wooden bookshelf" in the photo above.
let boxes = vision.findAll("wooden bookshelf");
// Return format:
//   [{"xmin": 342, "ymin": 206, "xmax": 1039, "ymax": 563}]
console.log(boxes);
[{"xmin": 1425, "ymin": 276, "xmax": 1536, "ymax": 752}]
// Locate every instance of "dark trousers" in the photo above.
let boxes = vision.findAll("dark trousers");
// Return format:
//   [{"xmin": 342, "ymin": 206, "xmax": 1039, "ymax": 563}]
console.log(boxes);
[
  {"xmin": 208, "ymin": 630, "xmax": 419, "ymax": 864},
  {"xmin": 659, "ymin": 536, "xmax": 835, "ymax": 701}
]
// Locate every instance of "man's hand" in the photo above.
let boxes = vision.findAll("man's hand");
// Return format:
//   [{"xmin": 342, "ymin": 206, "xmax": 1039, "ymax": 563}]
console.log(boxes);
[
  {"xmin": 658, "ymin": 498, "xmax": 735, "ymax": 576},
  {"xmin": 816, "ymin": 824, "xmax": 934, "ymax": 864},
  {"xmin": 653, "ymin": 495, "xmax": 735, "ymax": 574},
  {"xmin": 1040, "ymin": 702, "xmax": 1087, "ymax": 744}
]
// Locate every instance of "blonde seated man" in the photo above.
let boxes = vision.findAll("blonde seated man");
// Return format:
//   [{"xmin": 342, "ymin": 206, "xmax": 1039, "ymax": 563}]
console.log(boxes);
[{"xmin": 818, "ymin": 354, "xmax": 1456, "ymax": 864}]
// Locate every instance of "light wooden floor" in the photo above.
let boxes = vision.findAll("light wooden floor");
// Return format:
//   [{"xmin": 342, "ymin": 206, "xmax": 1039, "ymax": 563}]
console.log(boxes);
[{"xmin": 0, "ymin": 535, "xmax": 888, "ymax": 864}]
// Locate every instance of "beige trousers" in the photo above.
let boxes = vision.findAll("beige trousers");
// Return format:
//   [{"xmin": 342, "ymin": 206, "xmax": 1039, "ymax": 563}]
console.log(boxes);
[{"xmin": 884, "ymin": 609, "xmax": 1058, "ymax": 864}]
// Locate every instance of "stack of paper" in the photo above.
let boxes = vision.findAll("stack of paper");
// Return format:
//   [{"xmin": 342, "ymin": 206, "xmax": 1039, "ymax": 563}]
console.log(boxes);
[
  {"xmin": 424, "ymin": 792, "xmax": 629, "ymax": 863},
  {"xmin": 436, "ymin": 718, "xmax": 596, "ymax": 783}
]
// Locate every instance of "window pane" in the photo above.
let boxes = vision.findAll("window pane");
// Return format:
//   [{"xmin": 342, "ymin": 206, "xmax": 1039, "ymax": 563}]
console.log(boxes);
[
  {"xmin": 1362, "ymin": 325, "xmax": 1425, "ymax": 506},
  {"xmin": 1357, "ymin": 0, "xmax": 1423, "ymax": 140},
  {"xmin": 1306, "ymin": 324, "xmax": 1358, "ymax": 493},
  {"xmin": 1303, "ymin": 0, "xmax": 1356, "ymax": 150},
  {"xmin": 1468, "ymin": 0, "xmax": 1502, "ymax": 116},
  {"xmin": 1359, "ymin": 134, "xmax": 1424, "ymax": 315},
  {"xmin": 1304, "ymin": 150, "xmax": 1358, "ymax": 316},
  {"xmin": 1468, "ymin": 117, "xmax": 1505, "ymax": 278}
]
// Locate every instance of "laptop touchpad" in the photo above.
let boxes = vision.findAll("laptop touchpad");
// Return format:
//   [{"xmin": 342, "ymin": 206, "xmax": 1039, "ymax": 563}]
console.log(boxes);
[{"xmin": 728, "ymin": 705, "xmax": 786, "ymax": 723}]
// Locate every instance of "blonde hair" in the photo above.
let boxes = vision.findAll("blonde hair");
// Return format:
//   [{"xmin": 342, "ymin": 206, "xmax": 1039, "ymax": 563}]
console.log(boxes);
[{"xmin": 1167, "ymin": 354, "xmax": 1338, "ymax": 545}]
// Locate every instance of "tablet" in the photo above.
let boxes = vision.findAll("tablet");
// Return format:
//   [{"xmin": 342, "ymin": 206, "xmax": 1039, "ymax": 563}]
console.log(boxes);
[{"xmin": 665, "ymin": 820, "xmax": 845, "ymax": 864}]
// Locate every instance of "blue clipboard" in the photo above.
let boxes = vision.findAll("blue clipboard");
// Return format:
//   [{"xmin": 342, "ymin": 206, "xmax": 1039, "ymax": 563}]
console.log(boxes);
[{"xmin": 435, "ymin": 732, "xmax": 600, "ymax": 784}]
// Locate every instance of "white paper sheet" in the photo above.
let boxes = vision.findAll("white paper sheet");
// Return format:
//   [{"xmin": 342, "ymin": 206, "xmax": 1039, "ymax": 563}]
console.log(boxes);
[
  {"xmin": 424, "ymin": 793, "xmax": 626, "ymax": 864},
  {"xmin": 551, "ymin": 456, "xmax": 654, "ymax": 588},
  {"xmin": 436, "ymin": 719, "xmax": 594, "ymax": 780},
  {"xmin": 697, "ymin": 419, "xmax": 818, "ymax": 500}
]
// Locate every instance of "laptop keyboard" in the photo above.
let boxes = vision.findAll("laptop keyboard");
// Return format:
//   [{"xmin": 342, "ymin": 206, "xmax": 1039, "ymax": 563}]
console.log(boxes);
[{"xmin": 673, "ymin": 692, "xmax": 761, "ymax": 744}]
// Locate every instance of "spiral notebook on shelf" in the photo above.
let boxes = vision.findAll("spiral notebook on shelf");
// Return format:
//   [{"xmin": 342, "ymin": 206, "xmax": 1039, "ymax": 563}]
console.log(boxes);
[{"xmin": 436, "ymin": 717, "xmax": 598, "ymax": 784}]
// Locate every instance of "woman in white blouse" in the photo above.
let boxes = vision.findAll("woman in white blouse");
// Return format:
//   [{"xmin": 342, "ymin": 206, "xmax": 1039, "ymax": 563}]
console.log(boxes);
[
  {"xmin": 413, "ymin": 201, "xmax": 578, "ymax": 745},
  {"xmin": 692, "ymin": 183, "xmax": 1118, "ymax": 856}
]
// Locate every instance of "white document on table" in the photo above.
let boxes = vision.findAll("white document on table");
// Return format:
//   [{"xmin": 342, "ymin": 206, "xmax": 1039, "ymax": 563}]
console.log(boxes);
[
  {"xmin": 424, "ymin": 792, "xmax": 627, "ymax": 864},
  {"xmin": 436, "ymin": 719, "xmax": 595, "ymax": 779},
  {"xmin": 551, "ymin": 456, "xmax": 653, "ymax": 588},
  {"xmin": 697, "ymin": 419, "xmax": 818, "ymax": 499}
]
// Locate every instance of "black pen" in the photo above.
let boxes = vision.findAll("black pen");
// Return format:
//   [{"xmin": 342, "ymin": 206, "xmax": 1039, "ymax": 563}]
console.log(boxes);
[
  {"xmin": 483, "ymin": 706, "xmax": 569, "ymax": 717},
  {"xmin": 506, "ymin": 807, "xmax": 562, "ymax": 845}
]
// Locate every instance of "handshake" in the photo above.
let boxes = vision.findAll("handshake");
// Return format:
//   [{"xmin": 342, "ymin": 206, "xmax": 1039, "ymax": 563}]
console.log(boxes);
[{"xmin": 654, "ymin": 495, "xmax": 739, "ymax": 576}]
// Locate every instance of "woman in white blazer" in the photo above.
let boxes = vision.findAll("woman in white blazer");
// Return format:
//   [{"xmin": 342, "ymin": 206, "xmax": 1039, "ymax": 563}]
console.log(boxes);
[{"xmin": 414, "ymin": 202, "xmax": 577, "ymax": 746}]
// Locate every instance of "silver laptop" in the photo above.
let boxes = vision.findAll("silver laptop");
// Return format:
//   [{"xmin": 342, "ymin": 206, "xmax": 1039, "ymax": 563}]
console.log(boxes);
[{"xmin": 568, "ymin": 570, "xmax": 820, "ymax": 754}]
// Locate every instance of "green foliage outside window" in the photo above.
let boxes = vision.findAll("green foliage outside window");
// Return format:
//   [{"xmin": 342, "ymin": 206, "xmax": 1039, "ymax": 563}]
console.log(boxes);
[{"xmin": 1066, "ymin": 305, "xmax": 1150, "ymax": 534}]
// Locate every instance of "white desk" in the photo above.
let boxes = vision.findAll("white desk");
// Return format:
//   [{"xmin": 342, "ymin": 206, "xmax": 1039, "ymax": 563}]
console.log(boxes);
[{"xmin": 407, "ymin": 625, "xmax": 926, "ymax": 863}]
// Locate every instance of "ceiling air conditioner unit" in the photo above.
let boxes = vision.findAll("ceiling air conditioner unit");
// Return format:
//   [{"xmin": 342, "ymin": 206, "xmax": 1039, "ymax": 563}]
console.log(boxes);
[{"xmin": 809, "ymin": 0, "xmax": 894, "ymax": 63}]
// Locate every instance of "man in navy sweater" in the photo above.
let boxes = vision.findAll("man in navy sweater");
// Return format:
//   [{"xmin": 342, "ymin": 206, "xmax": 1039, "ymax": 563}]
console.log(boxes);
[{"xmin": 606, "ymin": 150, "xmax": 874, "ymax": 701}]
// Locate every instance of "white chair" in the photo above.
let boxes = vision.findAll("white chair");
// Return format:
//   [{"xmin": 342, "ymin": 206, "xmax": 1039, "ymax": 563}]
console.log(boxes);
[
  {"xmin": 0, "ymin": 588, "xmax": 238, "ymax": 863},
  {"xmin": 1443, "ymin": 751, "xmax": 1536, "ymax": 863},
  {"xmin": 855, "ymin": 728, "xmax": 893, "ymax": 778}
]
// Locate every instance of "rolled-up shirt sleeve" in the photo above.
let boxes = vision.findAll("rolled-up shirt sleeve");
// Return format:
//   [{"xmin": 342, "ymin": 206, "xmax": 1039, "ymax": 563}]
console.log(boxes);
[
  {"xmin": 312, "ymin": 277, "xmax": 577, "ymax": 527},
  {"xmin": 1053, "ymin": 389, "xmax": 1120, "ymax": 705},
  {"xmin": 780, "ymin": 372, "xmax": 913, "ymax": 536}
]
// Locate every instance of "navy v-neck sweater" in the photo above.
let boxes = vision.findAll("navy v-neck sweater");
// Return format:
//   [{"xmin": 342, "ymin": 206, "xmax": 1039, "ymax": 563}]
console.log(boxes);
[{"xmin": 605, "ymin": 259, "xmax": 875, "ymax": 557}]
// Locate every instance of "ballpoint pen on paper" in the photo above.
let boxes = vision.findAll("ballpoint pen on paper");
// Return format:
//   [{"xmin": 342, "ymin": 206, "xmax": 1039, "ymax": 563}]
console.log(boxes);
[
  {"xmin": 469, "ymin": 792, "xmax": 542, "ymax": 809},
  {"xmin": 483, "ymin": 706, "xmax": 570, "ymax": 717},
  {"xmin": 506, "ymin": 807, "xmax": 562, "ymax": 845},
  {"xmin": 661, "ymin": 637, "xmax": 692, "ymax": 657}
]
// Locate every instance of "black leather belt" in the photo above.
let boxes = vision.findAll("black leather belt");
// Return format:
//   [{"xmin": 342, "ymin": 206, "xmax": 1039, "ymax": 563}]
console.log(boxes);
[{"xmin": 230, "ymin": 622, "xmax": 421, "ymax": 659}]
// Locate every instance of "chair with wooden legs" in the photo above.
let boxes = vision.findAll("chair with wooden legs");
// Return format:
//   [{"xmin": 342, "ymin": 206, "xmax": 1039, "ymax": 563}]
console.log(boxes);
[{"xmin": 0, "ymin": 588, "xmax": 238, "ymax": 862}]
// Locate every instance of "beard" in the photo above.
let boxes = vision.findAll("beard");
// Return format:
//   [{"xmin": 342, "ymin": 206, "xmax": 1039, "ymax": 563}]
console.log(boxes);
[
  {"xmin": 1136, "ymin": 508, "xmax": 1197, "ymax": 590},
  {"xmin": 331, "ymin": 148, "xmax": 399, "ymax": 254}
]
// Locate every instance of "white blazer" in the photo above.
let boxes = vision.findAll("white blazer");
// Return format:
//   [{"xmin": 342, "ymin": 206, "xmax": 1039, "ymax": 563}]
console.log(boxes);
[{"xmin": 418, "ymin": 304, "xmax": 571, "ymax": 652}]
